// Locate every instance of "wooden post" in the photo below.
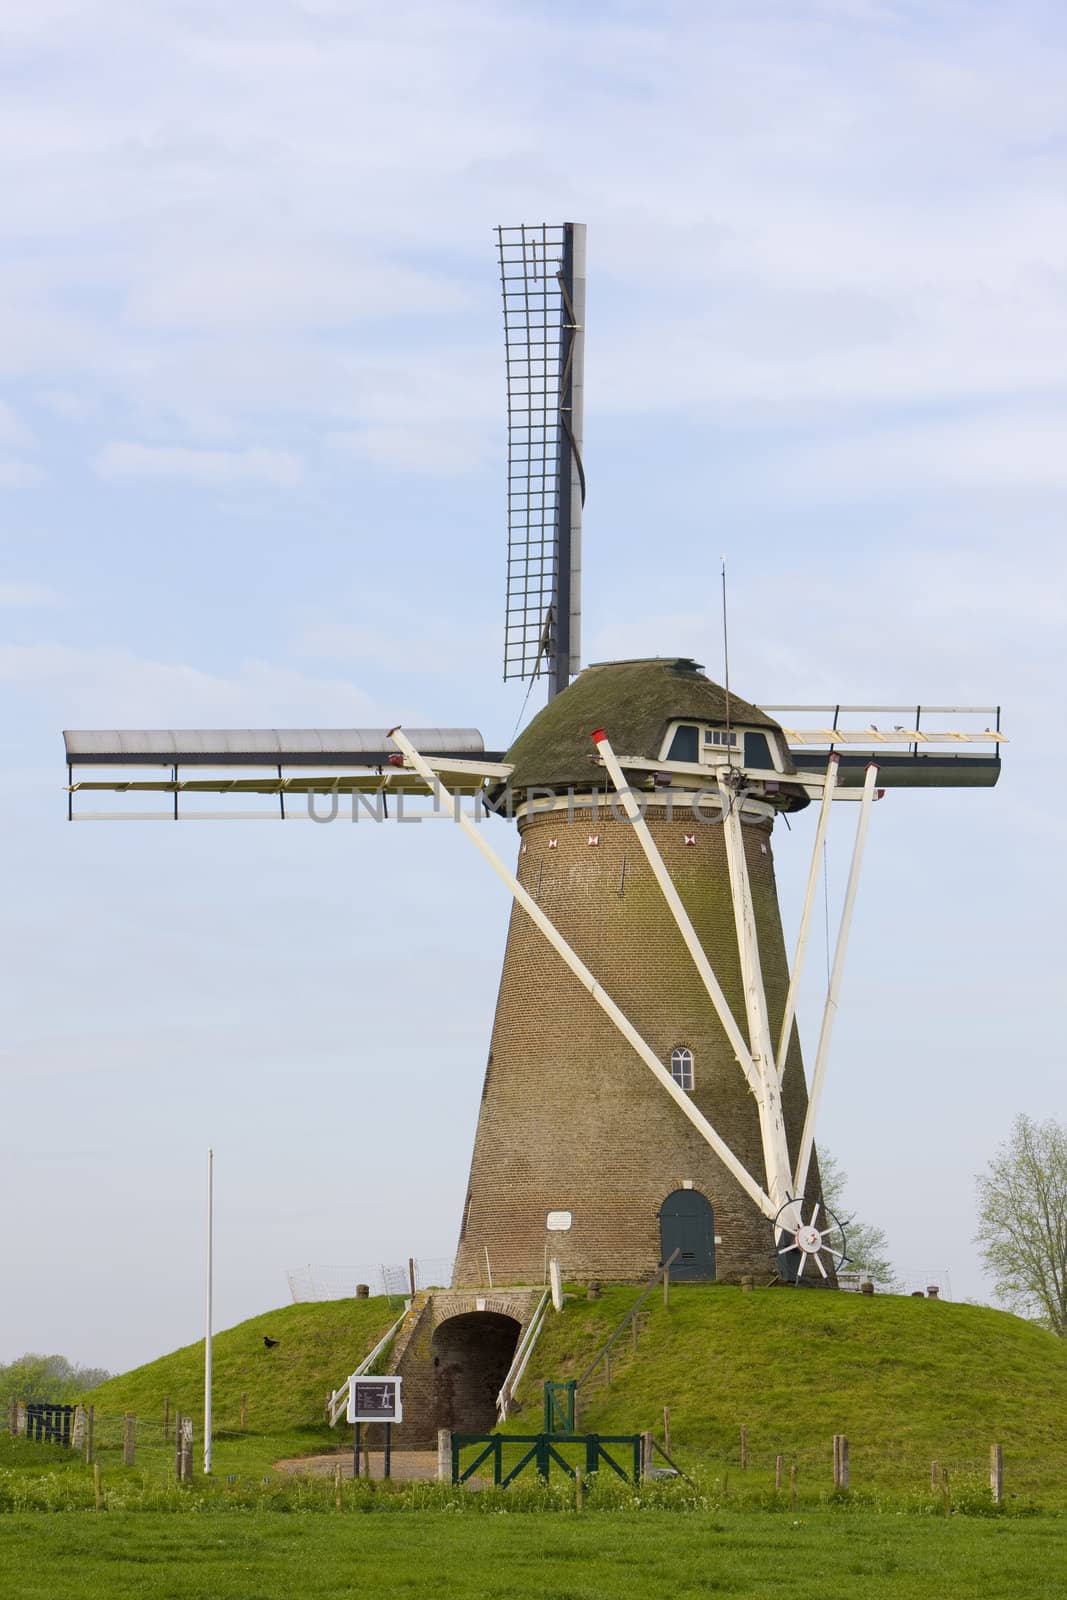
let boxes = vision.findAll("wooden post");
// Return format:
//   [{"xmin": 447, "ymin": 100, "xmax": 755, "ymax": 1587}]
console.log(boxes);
[
  {"xmin": 663, "ymin": 1406, "xmax": 671, "ymax": 1456},
  {"xmin": 839, "ymin": 1435, "xmax": 849, "ymax": 1490},
  {"xmin": 790, "ymin": 1462, "xmax": 797, "ymax": 1508},
  {"xmin": 775, "ymin": 1453, "xmax": 783, "ymax": 1491},
  {"xmin": 833, "ymin": 1433, "xmax": 841, "ymax": 1487},
  {"xmin": 175, "ymin": 1411, "xmax": 183, "ymax": 1481},
  {"xmin": 163, "ymin": 1396, "xmax": 170, "ymax": 1443},
  {"xmin": 240, "ymin": 1393, "xmax": 247, "ymax": 1431},
  {"xmin": 86, "ymin": 1404, "xmax": 94, "ymax": 1465},
  {"xmin": 990, "ymin": 1443, "xmax": 1003, "ymax": 1505},
  {"xmin": 93, "ymin": 1461, "xmax": 103, "ymax": 1512},
  {"xmin": 740, "ymin": 1424, "xmax": 748, "ymax": 1470},
  {"xmin": 640, "ymin": 1430, "xmax": 654, "ymax": 1480},
  {"xmin": 182, "ymin": 1418, "xmax": 193, "ymax": 1483},
  {"xmin": 408, "ymin": 1257, "xmax": 416, "ymax": 1296},
  {"xmin": 437, "ymin": 1428, "xmax": 451, "ymax": 1482},
  {"xmin": 123, "ymin": 1414, "xmax": 136, "ymax": 1467},
  {"xmin": 334, "ymin": 1462, "xmax": 342, "ymax": 1510},
  {"xmin": 575, "ymin": 1465, "xmax": 584, "ymax": 1512},
  {"xmin": 663, "ymin": 1265, "xmax": 670, "ymax": 1307}
]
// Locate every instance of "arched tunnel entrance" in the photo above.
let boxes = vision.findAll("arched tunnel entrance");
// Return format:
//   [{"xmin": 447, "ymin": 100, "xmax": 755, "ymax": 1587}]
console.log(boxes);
[{"xmin": 431, "ymin": 1311, "xmax": 521, "ymax": 1435}]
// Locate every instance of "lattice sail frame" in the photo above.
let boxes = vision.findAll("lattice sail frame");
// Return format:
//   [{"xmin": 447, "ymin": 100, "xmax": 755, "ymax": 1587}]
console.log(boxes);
[{"xmin": 497, "ymin": 222, "xmax": 586, "ymax": 695}]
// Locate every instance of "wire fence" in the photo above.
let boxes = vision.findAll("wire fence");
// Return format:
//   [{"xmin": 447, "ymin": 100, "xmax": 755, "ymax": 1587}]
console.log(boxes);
[{"xmin": 286, "ymin": 1258, "xmax": 455, "ymax": 1304}]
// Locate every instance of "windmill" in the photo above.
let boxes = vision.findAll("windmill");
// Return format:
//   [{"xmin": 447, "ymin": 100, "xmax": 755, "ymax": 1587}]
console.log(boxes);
[{"xmin": 63, "ymin": 222, "xmax": 1004, "ymax": 1300}]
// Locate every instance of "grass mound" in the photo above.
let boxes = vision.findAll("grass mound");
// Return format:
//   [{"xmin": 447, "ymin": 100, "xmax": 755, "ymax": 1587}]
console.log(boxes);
[
  {"xmin": 511, "ymin": 1284, "xmax": 1067, "ymax": 1492},
  {"xmin": 85, "ymin": 1297, "xmax": 396, "ymax": 1437}
]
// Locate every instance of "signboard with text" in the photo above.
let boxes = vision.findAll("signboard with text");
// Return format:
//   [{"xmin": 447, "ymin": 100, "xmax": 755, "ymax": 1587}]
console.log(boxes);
[{"xmin": 346, "ymin": 1376, "xmax": 403, "ymax": 1425}]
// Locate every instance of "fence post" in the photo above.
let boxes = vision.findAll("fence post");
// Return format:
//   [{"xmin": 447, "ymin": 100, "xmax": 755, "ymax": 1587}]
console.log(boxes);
[
  {"xmin": 663, "ymin": 1264, "xmax": 670, "ymax": 1307},
  {"xmin": 85, "ymin": 1404, "xmax": 94, "ymax": 1465},
  {"xmin": 123, "ymin": 1414, "xmax": 136, "ymax": 1467},
  {"xmin": 839, "ymin": 1435, "xmax": 849, "ymax": 1490},
  {"xmin": 16, "ymin": 1401, "xmax": 26, "ymax": 1438},
  {"xmin": 833, "ymin": 1433, "xmax": 841, "ymax": 1488},
  {"xmin": 181, "ymin": 1418, "xmax": 193, "ymax": 1483},
  {"xmin": 93, "ymin": 1461, "xmax": 103, "ymax": 1512},
  {"xmin": 175, "ymin": 1411, "xmax": 183, "ymax": 1481},
  {"xmin": 575, "ymin": 1465, "xmax": 584, "ymax": 1513},
  {"xmin": 640, "ymin": 1430, "xmax": 653, "ymax": 1481},
  {"xmin": 437, "ymin": 1428, "xmax": 451, "ymax": 1483},
  {"xmin": 740, "ymin": 1425, "xmax": 748, "ymax": 1470},
  {"xmin": 990, "ymin": 1443, "xmax": 1003, "ymax": 1505}
]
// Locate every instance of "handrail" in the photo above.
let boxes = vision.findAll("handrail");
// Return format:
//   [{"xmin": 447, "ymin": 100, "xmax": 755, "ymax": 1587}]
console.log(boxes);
[
  {"xmin": 576, "ymin": 1251, "xmax": 680, "ymax": 1391},
  {"xmin": 326, "ymin": 1308, "xmax": 408, "ymax": 1427},
  {"xmin": 496, "ymin": 1289, "xmax": 550, "ymax": 1421}
]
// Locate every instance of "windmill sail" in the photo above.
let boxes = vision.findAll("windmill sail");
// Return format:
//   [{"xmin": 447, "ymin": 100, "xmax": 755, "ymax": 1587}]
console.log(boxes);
[{"xmin": 497, "ymin": 222, "xmax": 586, "ymax": 696}]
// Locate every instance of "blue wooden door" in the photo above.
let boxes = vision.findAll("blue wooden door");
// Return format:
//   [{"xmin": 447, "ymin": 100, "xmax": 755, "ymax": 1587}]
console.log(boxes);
[{"xmin": 659, "ymin": 1189, "xmax": 715, "ymax": 1280}]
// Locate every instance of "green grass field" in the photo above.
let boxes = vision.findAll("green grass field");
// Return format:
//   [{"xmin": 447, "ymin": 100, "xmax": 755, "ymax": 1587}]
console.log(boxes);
[
  {"xmin": 509, "ymin": 1282, "xmax": 1067, "ymax": 1499},
  {"xmin": 2, "ymin": 1510, "xmax": 1066, "ymax": 1600},
  {"xmin": 5, "ymin": 1285, "xmax": 1067, "ymax": 1596}
]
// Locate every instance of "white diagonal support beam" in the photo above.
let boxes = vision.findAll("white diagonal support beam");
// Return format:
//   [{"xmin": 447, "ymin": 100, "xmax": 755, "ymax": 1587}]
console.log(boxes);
[
  {"xmin": 592, "ymin": 730, "xmax": 760, "ymax": 1097},
  {"xmin": 716, "ymin": 771, "xmax": 796, "ymax": 1217},
  {"xmin": 777, "ymin": 753, "xmax": 839, "ymax": 1083},
  {"xmin": 389, "ymin": 726, "xmax": 775, "ymax": 1220},
  {"xmin": 792, "ymin": 762, "xmax": 879, "ymax": 1199}
]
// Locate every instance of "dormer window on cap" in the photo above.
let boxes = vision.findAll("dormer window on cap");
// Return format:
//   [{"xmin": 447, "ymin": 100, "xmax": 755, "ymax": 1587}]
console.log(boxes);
[{"xmin": 661, "ymin": 721, "xmax": 785, "ymax": 774}]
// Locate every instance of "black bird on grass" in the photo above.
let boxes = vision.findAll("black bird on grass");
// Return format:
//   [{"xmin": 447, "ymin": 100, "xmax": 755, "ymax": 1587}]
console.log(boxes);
[{"xmin": 263, "ymin": 1336, "xmax": 280, "ymax": 1349}]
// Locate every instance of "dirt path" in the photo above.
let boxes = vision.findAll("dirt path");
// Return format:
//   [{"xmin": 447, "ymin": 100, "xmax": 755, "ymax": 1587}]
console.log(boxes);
[{"xmin": 273, "ymin": 1449, "xmax": 441, "ymax": 1482}]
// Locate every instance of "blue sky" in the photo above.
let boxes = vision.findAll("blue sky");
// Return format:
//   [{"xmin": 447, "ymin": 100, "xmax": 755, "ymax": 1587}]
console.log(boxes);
[{"xmin": 2, "ymin": 0, "xmax": 1065, "ymax": 1370}]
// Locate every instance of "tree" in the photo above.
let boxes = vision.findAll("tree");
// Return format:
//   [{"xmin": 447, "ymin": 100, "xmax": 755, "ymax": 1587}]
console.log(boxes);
[
  {"xmin": 818, "ymin": 1150, "xmax": 895, "ymax": 1285},
  {"xmin": 0, "ymin": 1353, "xmax": 110, "ymax": 1407},
  {"xmin": 976, "ymin": 1114, "xmax": 1067, "ymax": 1337}
]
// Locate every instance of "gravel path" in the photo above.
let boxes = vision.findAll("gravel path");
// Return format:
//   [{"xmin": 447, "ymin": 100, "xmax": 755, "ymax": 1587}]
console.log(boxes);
[{"xmin": 273, "ymin": 1449, "xmax": 441, "ymax": 1482}]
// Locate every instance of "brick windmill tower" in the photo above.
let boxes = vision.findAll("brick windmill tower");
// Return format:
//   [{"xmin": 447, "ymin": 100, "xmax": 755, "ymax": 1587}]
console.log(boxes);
[
  {"xmin": 64, "ymin": 222, "xmax": 1004, "ymax": 1303},
  {"xmin": 450, "ymin": 655, "xmax": 821, "ymax": 1288}
]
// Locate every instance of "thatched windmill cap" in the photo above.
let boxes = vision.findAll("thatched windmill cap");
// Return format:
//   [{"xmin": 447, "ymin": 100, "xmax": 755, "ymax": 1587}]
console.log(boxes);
[{"xmin": 505, "ymin": 657, "xmax": 794, "ymax": 794}]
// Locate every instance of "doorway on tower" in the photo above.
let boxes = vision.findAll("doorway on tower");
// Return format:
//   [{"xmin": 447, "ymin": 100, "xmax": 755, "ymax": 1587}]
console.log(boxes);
[
  {"xmin": 659, "ymin": 1189, "xmax": 716, "ymax": 1281},
  {"xmin": 431, "ymin": 1312, "xmax": 522, "ymax": 1434}
]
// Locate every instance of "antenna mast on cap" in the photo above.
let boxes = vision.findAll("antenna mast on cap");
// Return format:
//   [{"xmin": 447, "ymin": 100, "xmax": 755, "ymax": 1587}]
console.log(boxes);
[{"xmin": 497, "ymin": 222, "xmax": 586, "ymax": 698}]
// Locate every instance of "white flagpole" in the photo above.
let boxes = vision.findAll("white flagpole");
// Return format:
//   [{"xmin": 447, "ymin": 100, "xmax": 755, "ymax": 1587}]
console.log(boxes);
[{"xmin": 204, "ymin": 1147, "xmax": 213, "ymax": 1475}]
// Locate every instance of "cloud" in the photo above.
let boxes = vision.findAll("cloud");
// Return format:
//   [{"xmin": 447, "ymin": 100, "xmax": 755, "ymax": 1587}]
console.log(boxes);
[
  {"xmin": 92, "ymin": 442, "xmax": 303, "ymax": 486},
  {"xmin": 0, "ymin": 580, "xmax": 63, "ymax": 608},
  {"xmin": 0, "ymin": 459, "xmax": 42, "ymax": 487},
  {"xmin": 0, "ymin": 400, "xmax": 33, "ymax": 449},
  {"xmin": 768, "ymin": 412, "xmax": 1067, "ymax": 495},
  {"xmin": 0, "ymin": 640, "xmax": 392, "ymax": 727}
]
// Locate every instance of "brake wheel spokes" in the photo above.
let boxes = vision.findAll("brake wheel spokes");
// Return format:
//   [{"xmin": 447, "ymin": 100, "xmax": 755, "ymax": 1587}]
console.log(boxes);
[{"xmin": 774, "ymin": 1195, "xmax": 848, "ymax": 1285}]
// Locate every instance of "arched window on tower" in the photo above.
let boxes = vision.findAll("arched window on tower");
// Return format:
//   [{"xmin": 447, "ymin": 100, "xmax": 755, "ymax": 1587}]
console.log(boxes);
[{"xmin": 670, "ymin": 1047, "xmax": 694, "ymax": 1092}]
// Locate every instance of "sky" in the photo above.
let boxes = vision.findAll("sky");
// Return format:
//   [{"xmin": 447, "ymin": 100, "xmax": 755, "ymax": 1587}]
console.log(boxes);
[{"xmin": 1, "ymin": 0, "xmax": 1065, "ymax": 1373}]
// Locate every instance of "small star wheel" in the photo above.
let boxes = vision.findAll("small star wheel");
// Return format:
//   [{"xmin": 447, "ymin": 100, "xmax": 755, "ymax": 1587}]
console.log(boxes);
[{"xmin": 774, "ymin": 1196, "xmax": 849, "ymax": 1283}]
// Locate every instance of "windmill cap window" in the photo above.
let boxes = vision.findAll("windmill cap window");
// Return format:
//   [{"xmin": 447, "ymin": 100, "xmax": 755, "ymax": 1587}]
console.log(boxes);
[{"xmin": 662, "ymin": 722, "xmax": 783, "ymax": 774}]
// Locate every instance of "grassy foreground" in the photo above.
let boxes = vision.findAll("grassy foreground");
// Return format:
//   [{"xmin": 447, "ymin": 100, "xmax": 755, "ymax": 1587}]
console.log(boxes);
[
  {"xmin": 1, "ymin": 1510, "xmax": 1066, "ymax": 1600},
  {"xmin": 510, "ymin": 1283, "xmax": 1067, "ymax": 1497}
]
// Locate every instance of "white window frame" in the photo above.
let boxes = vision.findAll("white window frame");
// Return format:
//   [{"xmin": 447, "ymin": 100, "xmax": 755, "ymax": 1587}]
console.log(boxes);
[{"xmin": 670, "ymin": 1046, "xmax": 694, "ymax": 1092}]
